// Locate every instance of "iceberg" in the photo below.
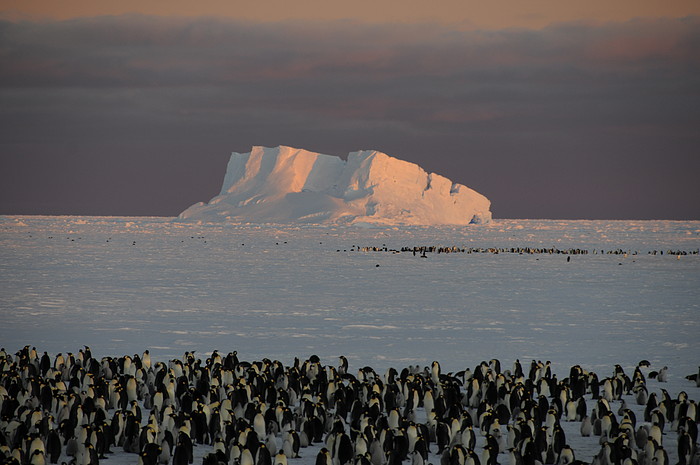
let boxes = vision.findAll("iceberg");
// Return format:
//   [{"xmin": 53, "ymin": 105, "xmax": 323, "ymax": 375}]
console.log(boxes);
[{"xmin": 178, "ymin": 146, "xmax": 492, "ymax": 225}]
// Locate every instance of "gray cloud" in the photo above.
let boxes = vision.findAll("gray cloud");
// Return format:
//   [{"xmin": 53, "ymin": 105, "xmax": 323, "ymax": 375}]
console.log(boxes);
[{"xmin": 1, "ymin": 15, "xmax": 699, "ymax": 218}]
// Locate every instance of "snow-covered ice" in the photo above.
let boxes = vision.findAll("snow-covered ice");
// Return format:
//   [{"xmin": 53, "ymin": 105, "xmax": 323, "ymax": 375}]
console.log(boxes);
[
  {"xmin": 0, "ymin": 216, "xmax": 698, "ymax": 465},
  {"xmin": 1, "ymin": 216, "xmax": 697, "ymax": 372}
]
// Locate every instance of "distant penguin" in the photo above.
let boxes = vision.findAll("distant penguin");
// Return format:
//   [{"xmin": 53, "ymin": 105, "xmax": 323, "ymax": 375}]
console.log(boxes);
[
  {"xmin": 338, "ymin": 356, "xmax": 349, "ymax": 376},
  {"xmin": 512, "ymin": 359, "xmax": 523, "ymax": 379},
  {"xmin": 431, "ymin": 361, "xmax": 441, "ymax": 384}
]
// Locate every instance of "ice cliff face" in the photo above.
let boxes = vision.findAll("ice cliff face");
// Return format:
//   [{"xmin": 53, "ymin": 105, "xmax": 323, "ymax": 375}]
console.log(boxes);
[{"xmin": 178, "ymin": 146, "xmax": 492, "ymax": 225}]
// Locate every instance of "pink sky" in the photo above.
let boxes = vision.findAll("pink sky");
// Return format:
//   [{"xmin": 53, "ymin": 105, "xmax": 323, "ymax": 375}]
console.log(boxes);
[
  {"xmin": 1, "ymin": 2, "xmax": 698, "ymax": 218},
  {"xmin": 3, "ymin": 0, "xmax": 699, "ymax": 29}
]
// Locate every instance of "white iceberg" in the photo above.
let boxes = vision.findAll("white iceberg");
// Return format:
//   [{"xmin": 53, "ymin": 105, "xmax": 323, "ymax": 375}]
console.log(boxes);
[{"xmin": 178, "ymin": 146, "xmax": 492, "ymax": 225}]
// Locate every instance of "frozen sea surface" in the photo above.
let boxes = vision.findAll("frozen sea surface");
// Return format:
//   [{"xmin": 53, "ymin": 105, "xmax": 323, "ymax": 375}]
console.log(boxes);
[
  {"xmin": 1, "ymin": 216, "xmax": 697, "ymax": 374},
  {"xmin": 0, "ymin": 216, "xmax": 698, "ymax": 465}
]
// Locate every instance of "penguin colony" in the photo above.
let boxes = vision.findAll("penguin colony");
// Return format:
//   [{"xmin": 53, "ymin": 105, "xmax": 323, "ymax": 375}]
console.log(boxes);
[
  {"xmin": 1, "ymin": 347, "xmax": 698, "ymax": 465},
  {"xmin": 346, "ymin": 247, "xmax": 699, "ymax": 257}
]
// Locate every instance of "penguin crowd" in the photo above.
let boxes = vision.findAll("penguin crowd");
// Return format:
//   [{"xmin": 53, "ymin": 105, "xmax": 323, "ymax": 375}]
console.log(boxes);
[
  {"xmin": 1, "ymin": 347, "xmax": 698, "ymax": 465},
  {"xmin": 347, "ymin": 246, "xmax": 698, "ymax": 257}
]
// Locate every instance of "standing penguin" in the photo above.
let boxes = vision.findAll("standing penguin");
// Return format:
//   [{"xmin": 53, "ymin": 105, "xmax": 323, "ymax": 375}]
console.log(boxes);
[
  {"xmin": 513, "ymin": 360, "xmax": 523, "ymax": 379},
  {"xmin": 431, "ymin": 361, "xmax": 442, "ymax": 384},
  {"xmin": 413, "ymin": 435, "xmax": 429, "ymax": 462},
  {"xmin": 28, "ymin": 450, "xmax": 46, "ymax": 465},
  {"xmin": 557, "ymin": 445, "xmax": 575, "ymax": 465},
  {"xmin": 237, "ymin": 449, "xmax": 255, "ymax": 465},
  {"xmin": 173, "ymin": 433, "xmax": 193, "ymax": 465},
  {"xmin": 678, "ymin": 431, "xmax": 693, "ymax": 465},
  {"xmin": 316, "ymin": 448, "xmax": 332, "ymax": 465},
  {"xmin": 256, "ymin": 444, "xmax": 272, "ymax": 465},
  {"xmin": 654, "ymin": 446, "xmax": 669, "ymax": 465},
  {"xmin": 45, "ymin": 430, "xmax": 61, "ymax": 464},
  {"xmin": 411, "ymin": 450, "xmax": 425, "ymax": 465},
  {"xmin": 338, "ymin": 357, "xmax": 349, "ymax": 376},
  {"xmin": 274, "ymin": 451, "xmax": 288, "ymax": 465},
  {"xmin": 481, "ymin": 445, "xmax": 498, "ymax": 465},
  {"xmin": 158, "ymin": 439, "xmax": 171, "ymax": 465}
]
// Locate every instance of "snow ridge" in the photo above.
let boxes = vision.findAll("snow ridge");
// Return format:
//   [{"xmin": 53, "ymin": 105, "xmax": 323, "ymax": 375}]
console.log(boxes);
[{"xmin": 178, "ymin": 146, "xmax": 492, "ymax": 225}]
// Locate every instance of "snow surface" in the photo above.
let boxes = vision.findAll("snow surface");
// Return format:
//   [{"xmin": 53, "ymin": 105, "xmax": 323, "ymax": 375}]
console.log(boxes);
[
  {"xmin": 178, "ymin": 146, "xmax": 492, "ymax": 225},
  {"xmin": 1, "ymin": 216, "xmax": 698, "ymax": 465}
]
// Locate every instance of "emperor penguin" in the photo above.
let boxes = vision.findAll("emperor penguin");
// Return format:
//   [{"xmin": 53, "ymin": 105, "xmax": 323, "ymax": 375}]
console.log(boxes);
[
  {"xmin": 635, "ymin": 385, "xmax": 648, "ymax": 406},
  {"xmin": 274, "ymin": 450, "xmax": 288, "ymax": 465},
  {"xmin": 125, "ymin": 376, "xmax": 138, "ymax": 403},
  {"xmin": 45, "ymin": 429, "xmax": 61, "ymax": 464},
  {"xmin": 28, "ymin": 449, "xmax": 46, "ymax": 465},
  {"xmin": 424, "ymin": 390, "xmax": 435, "ymax": 417},
  {"xmin": 256, "ymin": 444, "xmax": 272, "ymax": 465},
  {"xmin": 354, "ymin": 434, "xmax": 368, "ymax": 456},
  {"xmin": 158, "ymin": 439, "xmax": 171, "ymax": 465},
  {"xmin": 413, "ymin": 435, "xmax": 429, "ymax": 462},
  {"xmin": 557, "ymin": 445, "xmax": 575, "ymax": 465},
  {"xmin": 640, "ymin": 437, "xmax": 657, "ymax": 465},
  {"xmin": 411, "ymin": 450, "xmax": 426, "ymax": 465},
  {"xmin": 240, "ymin": 448, "xmax": 255, "ymax": 465},
  {"xmin": 282, "ymin": 430, "xmax": 300, "ymax": 458},
  {"xmin": 507, "ymin": 448, "xmax": 523, "ymax": 465},
  {"xmin": 580, "ymin": 416, "xmax": 592, "ymax": 437},
  {"xmin": 338, "ymin": 356, "xmax": 349, "ymax": 376},
  {"xmin": 27, "ymin": 435, "xmax": 46, "ymax": 458},
  {"xmin": 431, "ymin": 361, "xmax": 442, "ymax": 384},
  {"xmin": 316, "ymin": 448, "xmax": 333, "ymax": 465},
  {"xmin": 481, "ymin": 445, "xmax": 498, "ymax": 465},
  {"xmin": 253, "ymin": 413, "xmax": 266, "ymax": 439},
  {"xmin": 654, "ymin": 446, "xmax": 669, "ymax": 465},
  {"xmin": 649, "ymin": 423, "xmax": 663, "ymax": 447},
  {"xmin": 677, "ymin": 431, "xmax": 694, "ymax": 465},
  {"xmin": 370, "ymin": 438, "xmax": 384, "ymax": 465}
]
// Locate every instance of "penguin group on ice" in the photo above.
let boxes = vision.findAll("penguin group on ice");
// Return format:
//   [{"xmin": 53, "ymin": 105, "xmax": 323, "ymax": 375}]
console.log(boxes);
[
  {"xmin": 346, "ymin": 246, "xmax": 699, "ymax": 257},
  {"xmin": 1, "ymin": 347, "xmax": 698, "ymax": 465}
]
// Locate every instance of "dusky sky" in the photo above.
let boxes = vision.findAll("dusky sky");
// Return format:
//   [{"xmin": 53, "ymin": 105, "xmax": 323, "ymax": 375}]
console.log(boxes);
[{"xmin": 1, "ymin": 1, "xmax": 699, "ymax": 219}]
